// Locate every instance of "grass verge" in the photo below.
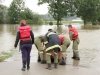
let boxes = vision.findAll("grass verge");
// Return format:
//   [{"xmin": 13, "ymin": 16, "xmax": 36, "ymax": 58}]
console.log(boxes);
[{"xmin": 0, "ymin": 50, "xmax": 15, "ymax": 62}]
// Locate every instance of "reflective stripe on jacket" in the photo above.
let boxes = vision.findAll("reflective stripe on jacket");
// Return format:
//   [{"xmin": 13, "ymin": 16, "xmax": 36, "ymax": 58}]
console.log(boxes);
[{"xmin": 44, "ymin": 32, "xmax": 60, "ymax": 52}]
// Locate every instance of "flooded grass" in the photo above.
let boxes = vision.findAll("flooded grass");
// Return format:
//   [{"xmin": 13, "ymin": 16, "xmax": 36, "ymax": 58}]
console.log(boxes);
[
  {"xmin": 81, "ymin": 25, "xmax": 100, "ymax": 30},
  {"xmin": 0, "ymin": 50, "xmax": 15, "ymax": 62},
  {"xmin": 43, "ymin": 21, "xmax": 83, "ymax": 25},
  {"xmin": 71, "ymin": 21, "xmax": 83, "ymax": 24}
]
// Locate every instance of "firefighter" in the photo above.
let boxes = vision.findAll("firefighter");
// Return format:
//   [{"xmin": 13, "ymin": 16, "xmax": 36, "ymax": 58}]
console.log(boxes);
[
  {"xmin": 58, "ymin": 35, "xmax": 70, "ymax": 65},
  {"xmin": 34, "ymin": 35, "xmax": 46, "ymax": 64},
  {"xmin": 14, "ymin": 20, "xmax": 34, "ymax": 71},
  {"xmin": 44, "ymin": 29, "xmax": 61, "ymax": 70},
  {"xmin": 68, "ymin": 25, "xmax": 80, "ymax": 60}
]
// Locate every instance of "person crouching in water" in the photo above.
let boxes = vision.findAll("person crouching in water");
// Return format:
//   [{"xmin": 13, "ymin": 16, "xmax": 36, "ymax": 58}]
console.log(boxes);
[
  {"xmin": 14, "ymin": 20, "xmax": 34, "ymax": 71},
  {"xmin": 58, "ymin": 35, "xmax": 70, "ymax": 65},
  {"xmin": 44, "ymin": 29, "xmax": 61, "ymax": 70},
  {"xmin": 34, "ymin": 35, "xmax": 46, "ymax": 64}
]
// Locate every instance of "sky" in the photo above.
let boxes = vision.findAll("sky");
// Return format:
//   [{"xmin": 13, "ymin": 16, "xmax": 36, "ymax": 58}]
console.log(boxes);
[{"xmin": 2, "ymin": 0, "xmax": 48, "ymax": 14}]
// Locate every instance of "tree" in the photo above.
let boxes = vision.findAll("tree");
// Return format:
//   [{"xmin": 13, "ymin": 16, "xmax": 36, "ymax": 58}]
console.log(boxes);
[
  {"xmin": 0, "ymin": 4, "xmax": 8, "ymax": 24},
  {"xmin": 0, "ymin": 0, "xmax": 8, "ymax": 24},
  {"xmin": 20, "ymin": 8, "xmax": 43, "ymax": 24},
  {"xmin": 38, "ymin": 0, "xmax": 74, "ymax": 25},
  {"xmin": 75, "ymin": 0, "xmax": 100, "ymax": 25},
  {"xmin": 20, "ymin": 8, "xmax": 34, "ymax": 21},
  {"xmin": 8, "ymin": 0, "xmax": 25, "ymax": 24}
]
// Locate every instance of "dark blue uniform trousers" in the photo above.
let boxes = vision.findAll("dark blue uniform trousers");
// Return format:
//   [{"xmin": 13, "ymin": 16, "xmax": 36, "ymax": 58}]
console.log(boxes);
[{"xmin": 20, "ymin": 44, "xmax": 32, "ymax": 62}]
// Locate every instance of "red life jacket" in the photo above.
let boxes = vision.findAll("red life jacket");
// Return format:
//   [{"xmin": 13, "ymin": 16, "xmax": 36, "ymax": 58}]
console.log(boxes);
[
  {"xmin": 59, "ymin": 35, "xmax": 66, "ymax": 45},
  {"xmin": 19, "ymin": 25, "xmax": 31, "ymax": 41},
  {"xmin": 69, "ymin": 27, "xmax": 78, "ymax": 40}
]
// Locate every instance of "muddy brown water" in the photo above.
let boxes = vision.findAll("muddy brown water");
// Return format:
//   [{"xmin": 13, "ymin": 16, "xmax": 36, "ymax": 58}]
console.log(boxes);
[{"xmin": 0, "ymin": 24, "xmax": 100, "ymax": 74}]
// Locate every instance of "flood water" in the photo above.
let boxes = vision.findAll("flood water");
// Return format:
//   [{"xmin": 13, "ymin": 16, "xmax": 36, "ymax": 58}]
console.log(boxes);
[{"xmin": 0, "ymin": 24, "xmax": 100, "ymax": 52}]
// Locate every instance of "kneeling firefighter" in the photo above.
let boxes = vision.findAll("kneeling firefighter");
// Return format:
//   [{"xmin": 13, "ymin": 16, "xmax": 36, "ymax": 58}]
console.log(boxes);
[
  {"xmin": 58, "ymin": 35, "xmax": 70, "ymax": 65},
  {"xmin": 34, "ymin": 35, "xmax": 46, "ymax": 64},
  {"xmin": 14, "ymin": 20, "xmax": 34, "ymax": 71},
  {"xmin": 44, "ymin": 29, "xmax": 61, "ymax": 70}
]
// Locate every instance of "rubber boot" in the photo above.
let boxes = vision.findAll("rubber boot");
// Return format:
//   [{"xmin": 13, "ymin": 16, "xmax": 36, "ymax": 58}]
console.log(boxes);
[
  {"xmin": 63, "ymin": 58, "xmax": 66, "ymax": 65},
  {"xmin": 74, "ymin": 57, "xmax": 80, "ymax": 60},
  {"xmin": 72, "ymin": 57, "xmax": 76, "ymax": 59},
  {"xmin": 59, "ymin": 60, "xmax": 64, "ymax": 65},
  {"xmin": 54, "ymin": 63, "xmax": 58, "ymax": 69},
  {"xmin": 72, "ymin": 51, "xmax": 76, "ymax": 59},
  {"xmin": 59, "ymin": 58, "xmax": 66, "ymax": 65},
  {"xmin": 27, "ymin": 59, "xmax": 30, "ymax": 70},
  {"xmin": 37, "ymin": 55, "xmax": 41, "ymax": 62},
  {"xmin": 21, "ymin": 62, "xmax": 26, "ymax": 71},
  {"xmin": 45, "ymin": 63, "xmax": 51, "ymax": 70},
  {"xmin": 41, "ymin": 60, "xmax": 46, "ymax": 64}
]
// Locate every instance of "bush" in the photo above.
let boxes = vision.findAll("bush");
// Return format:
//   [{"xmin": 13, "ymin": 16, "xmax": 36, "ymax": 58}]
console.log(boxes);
[
  {"xmin": 26, "ymin": 19, "xmax": 33, "ymax": 24},
  {"xmin": 49, "ymin": 22, "xmax": 53, "ymax": 25},
  {"xmin": 92, "ymin": 21, "xmax": 98, "ymax": 25}
]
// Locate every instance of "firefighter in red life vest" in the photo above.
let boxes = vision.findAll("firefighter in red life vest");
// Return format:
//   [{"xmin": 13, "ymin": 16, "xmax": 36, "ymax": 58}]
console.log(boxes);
[
  {"xmin": 14, "ymin": 20, "xmax": 34, "ymax": 71},
  {"xmin": 58, "ymin": 35, "xmax": 70, "ymax": 65},
  {"xmin": 68, "ymin": 25, "xmax": 80, "ymax": 60}
]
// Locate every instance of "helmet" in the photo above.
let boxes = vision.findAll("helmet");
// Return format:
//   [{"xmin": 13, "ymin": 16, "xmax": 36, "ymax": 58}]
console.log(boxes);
[{"xmin": 48, "ymin": 29, "xmax": 53, "ymax": 32}]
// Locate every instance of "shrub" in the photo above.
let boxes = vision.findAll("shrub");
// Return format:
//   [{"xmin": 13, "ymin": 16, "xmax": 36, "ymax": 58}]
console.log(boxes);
[{"xmin": 49, "ymin": 22, "xmax": 53, "ymax": 25}]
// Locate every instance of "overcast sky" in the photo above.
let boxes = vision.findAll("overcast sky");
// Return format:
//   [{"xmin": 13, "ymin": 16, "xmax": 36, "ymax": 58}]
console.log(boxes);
[{"xmin": 2, "ymin": 0, "xmax": 48, "ymax": 14}]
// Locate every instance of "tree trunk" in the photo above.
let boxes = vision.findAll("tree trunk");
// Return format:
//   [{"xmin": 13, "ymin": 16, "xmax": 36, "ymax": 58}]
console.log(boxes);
[
  {"xmin": 83, "ymin": 16, "xmax": 87, "ymax": 25},
  {"xmin": 83, "ymin": 20, "xmax": 86, "ymax": 25},
  {"xmin": 83, "ymin": 17, "xmax": 87, "ymax": 25},
  {"xmin": 57, "ymin": 19, "xmax": 60, "ymax": 25}
]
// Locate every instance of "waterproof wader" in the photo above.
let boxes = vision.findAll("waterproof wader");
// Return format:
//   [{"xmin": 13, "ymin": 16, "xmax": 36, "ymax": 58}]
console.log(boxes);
[
  {"xmin": 46, "ymin": 48, "xmax": 58, "ymax": 70},
  {"xmin": 72, "ymin": 38, "xmax": 80, "ymax": 60}
]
